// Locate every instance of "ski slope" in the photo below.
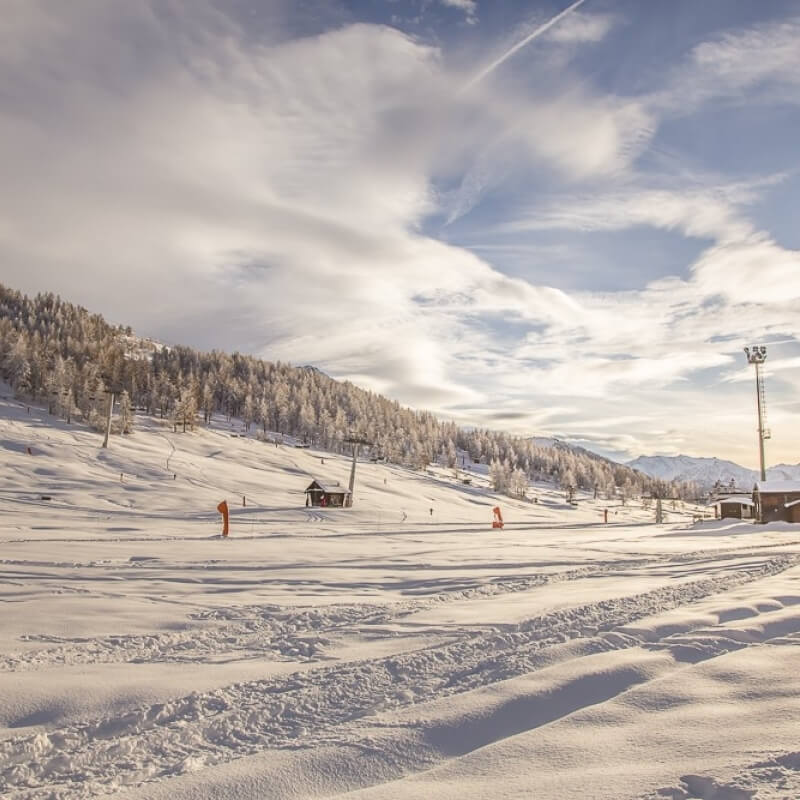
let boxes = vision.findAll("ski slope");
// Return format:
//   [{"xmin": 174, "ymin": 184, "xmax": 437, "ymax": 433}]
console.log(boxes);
[{"xmin": 2, "ymin": 393, "xmax": 800, "ymax": 799}]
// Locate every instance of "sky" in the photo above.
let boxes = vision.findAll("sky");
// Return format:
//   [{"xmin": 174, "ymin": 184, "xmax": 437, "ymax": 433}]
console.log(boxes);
[{"xmin": 1, "ymin": 0, "xmax": 799, "ymax": 468}]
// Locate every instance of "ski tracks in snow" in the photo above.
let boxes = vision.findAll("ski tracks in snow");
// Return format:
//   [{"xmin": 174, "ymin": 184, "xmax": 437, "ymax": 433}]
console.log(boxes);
[
  {"xmin": 0, "ymin": 562, "xmax": 604, "ymax": 672},
  {"xmin": 2, "ymin": 554, "xmax": 799, "ymax": 799},
  {"xmin": 0, "ymin": 546, "xmax": 791, "ymax": 673}
]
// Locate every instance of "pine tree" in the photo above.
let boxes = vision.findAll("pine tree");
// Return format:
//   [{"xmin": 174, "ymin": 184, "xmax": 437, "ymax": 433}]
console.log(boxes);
[
  {"xmin": 489, "ymin": 459, "xmax": 510, "ymax": 493},
  {"xmin": 118, "ymin": 390, "xmax": 134, "ymax": 434},
  {"xmin": 258, "ymin": 397, "xmax": 269, "ymax": 436},
  {"xmin": 4, "ymin": 336, "xmax": 31, "ymax": 393},
  {"xmin": 510, "ymin": 467, "xmax": 528, "ymax": 498}
]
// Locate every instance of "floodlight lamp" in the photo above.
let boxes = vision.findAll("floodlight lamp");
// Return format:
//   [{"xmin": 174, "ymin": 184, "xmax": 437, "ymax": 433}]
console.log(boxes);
[{"xmin": 744, "ymin": 344, "xmax": 767, "ymax": 364}]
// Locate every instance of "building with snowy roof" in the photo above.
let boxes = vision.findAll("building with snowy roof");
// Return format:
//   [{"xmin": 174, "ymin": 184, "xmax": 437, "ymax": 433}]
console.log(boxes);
[
  {"xmin": 304, "ymin": 479, "xmax": 352, "ymax": 508},
  {"xmin": 708, "ymin": 494, "xmax": 755, "ymax": 520},
  {"xmin": 753, "ymin": 481, "xmax": 800, "ymax": 523}
]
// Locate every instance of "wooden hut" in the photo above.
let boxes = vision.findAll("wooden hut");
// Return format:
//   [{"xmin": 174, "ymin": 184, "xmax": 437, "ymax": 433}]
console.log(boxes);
[
  {"xmin": 753, "ymin": 481, "xmax": 800, "ymax": 523},
  {"xmin": 304, "ymin": 479, "xmax": 352, "ymax": 508},
  {"xmin": 708, "ymin": 494, "xmax": 754, "ymax": 520}
]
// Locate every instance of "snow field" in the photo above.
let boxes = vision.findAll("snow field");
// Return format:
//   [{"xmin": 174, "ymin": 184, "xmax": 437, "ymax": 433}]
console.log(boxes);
[{"xmin": 1, "ymin": 394, "xmax": 800, "ymax": 798}]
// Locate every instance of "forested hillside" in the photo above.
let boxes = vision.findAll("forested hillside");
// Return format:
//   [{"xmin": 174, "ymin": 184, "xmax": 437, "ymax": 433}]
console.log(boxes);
[{"xmin": 0, "ymin": 284, "xmax": 696, "ymax": 500}]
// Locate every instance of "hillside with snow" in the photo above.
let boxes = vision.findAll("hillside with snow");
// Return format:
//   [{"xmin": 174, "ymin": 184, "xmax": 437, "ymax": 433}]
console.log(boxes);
[
  {"xmin": 628, "ymin": 453, "xmax": 800, "ymax": 489},
  {"xmin": 2, "ymin": 392, "xmax": 800, "ymax": 799},
  {"xmin": 0, "ymin": 283, "xmax": 696, "ymax": 504}
]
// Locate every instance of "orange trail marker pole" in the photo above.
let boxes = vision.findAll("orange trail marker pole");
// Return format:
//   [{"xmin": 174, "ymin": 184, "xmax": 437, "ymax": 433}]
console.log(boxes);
[{"xmin": 217, "ymin": 500, "xmax": 229, "ymax": 537}]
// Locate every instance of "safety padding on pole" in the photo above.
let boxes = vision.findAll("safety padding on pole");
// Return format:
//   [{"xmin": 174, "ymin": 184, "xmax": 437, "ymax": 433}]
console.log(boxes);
[
  {"xmin": 492, "ymin": 506, "xmax": 504, "ymax": 529},
  {"xmin": 217, "ymin": 500, "xmax": 229, "ymax": 537}
]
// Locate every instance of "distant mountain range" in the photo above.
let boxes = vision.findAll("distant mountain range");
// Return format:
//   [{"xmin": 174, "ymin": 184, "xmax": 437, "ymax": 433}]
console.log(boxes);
[{"xmin": 627, "ymin": 454, "xmax": 800, "ymax": 490}]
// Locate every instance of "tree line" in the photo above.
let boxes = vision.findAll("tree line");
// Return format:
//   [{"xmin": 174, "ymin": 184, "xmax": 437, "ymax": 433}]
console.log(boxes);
[{"xmin": 0, "ymin": 283, "xmax": 700, "ymax": 501}]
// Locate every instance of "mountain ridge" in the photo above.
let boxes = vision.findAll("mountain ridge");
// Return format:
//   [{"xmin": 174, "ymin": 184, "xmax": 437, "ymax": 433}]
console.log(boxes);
[{"xmin": 628, "ymin": 454, "xmax": 800, "ymax": 489}]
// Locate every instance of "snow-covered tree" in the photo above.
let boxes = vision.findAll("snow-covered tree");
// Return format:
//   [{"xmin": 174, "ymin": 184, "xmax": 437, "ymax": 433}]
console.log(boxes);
[
  {"xmin": 174, "ymin": 390, "xmax": 197, "ymax": 433},
  {"xmin": 445, "ymin": 439, "xmax": 457, "ymax": 469},
  {"xmin": 489, "ymin": 458, "xmax": 510, "ymax": 493},
  {"xmin": 243, "ymin": 392, "xmax": 256, "ymax": 431},
  {"xmin": 4, "ymin": 337, "xmax": 31, "ymax": 393},
  {"xmin": 118, "ymin": 390, "xmax": 134, "ymax": 434},
  {"xmin": 509, "ymin": 467, "xmax": 528, "ymax": 498}
]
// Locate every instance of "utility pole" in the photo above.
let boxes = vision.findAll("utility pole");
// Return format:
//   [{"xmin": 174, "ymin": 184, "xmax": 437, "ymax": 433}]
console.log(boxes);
[
  {"xmin": 744, "ymin": 345, "xmax": 769, "ymax": 482},
  {"xmin": 344, "ymin": 435, "xmax": 371, "ymax": 506},
  {"xmin": 101, "ymin": 371, "xmax": 123, "ymax": 449},
  {"xmin": 102, "ymin": 388, "xmax": 115, "ymax": 448}
]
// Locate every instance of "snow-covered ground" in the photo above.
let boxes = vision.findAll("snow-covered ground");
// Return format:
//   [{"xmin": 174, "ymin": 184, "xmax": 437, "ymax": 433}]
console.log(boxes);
[{"xmin": 2, "ymin": 393, "xmax": 800, "ymax": 799}]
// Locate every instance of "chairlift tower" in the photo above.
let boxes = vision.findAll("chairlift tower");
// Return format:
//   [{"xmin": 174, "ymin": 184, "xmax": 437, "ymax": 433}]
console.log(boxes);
[
  {"xmin": 100, "ymin": 373, "xmax": 123, "ymax": 449},
  {"xmin": 344, "ymin": 435, "xmax": 372, "ymax": 504},
  {"xmin": 744, "ymin": 345, "xmax": 769, "ymax": 482}
]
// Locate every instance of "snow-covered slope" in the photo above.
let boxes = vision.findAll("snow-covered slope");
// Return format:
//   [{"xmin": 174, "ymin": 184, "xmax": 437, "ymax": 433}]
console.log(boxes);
[
  {"xmin": 628, "ymin": 454, "xmax": 800, "ymax": 489},
  {"xmin": 627, "ymin": 455, "xmax": 758, "ymax": 488},
  {"xmin": 769, "ymin": 463, "xmax": 800, "ymax": 481},
  {"xmin": 3, "ymin": 394, "xmax": 800, "ymax": 800}
]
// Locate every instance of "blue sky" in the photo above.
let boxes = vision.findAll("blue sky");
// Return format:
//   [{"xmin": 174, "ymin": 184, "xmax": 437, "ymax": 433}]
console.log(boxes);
[{"xmin": 1, "ymin": 0, "xmax": 799, "ymax": 467}]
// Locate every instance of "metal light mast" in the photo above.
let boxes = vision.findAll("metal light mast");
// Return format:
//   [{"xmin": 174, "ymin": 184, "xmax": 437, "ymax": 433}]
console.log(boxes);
[{"xmin": 744, "ymin": 345, "xmax": 770, "ymax": 481}]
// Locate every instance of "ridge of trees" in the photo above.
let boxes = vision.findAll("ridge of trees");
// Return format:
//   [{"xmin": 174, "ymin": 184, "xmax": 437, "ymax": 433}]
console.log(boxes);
[{"xmin": 0, "ymin": 283, "xmax": 699, "ymax": 501}]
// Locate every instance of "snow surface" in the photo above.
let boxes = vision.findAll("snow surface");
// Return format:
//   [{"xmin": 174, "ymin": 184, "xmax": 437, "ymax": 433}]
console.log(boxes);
[
  {"xmin": 2, "ymin": 392, "xmax": 800, "ymax": 799},
  {"xmin": 755, "ymin": 480, "xmax": 800, "ymax": 494}
]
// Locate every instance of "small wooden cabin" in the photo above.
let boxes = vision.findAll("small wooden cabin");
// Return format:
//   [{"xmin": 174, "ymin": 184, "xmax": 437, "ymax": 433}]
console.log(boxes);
[
  {"xmin": 708, "ymin": 494, "xmax": 754, "ymax": 520},
  {"xmin": 304, "ymin": 479, "xmax": 352, "ymax": 508},
  {"xmin": 753, "ymin": 481, "xmax": 800, "ymax": 523}
]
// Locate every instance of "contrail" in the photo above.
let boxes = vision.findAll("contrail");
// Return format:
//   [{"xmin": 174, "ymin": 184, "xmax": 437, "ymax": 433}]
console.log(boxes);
[{"xmin": 461, "ymin": 0, "xmax": 589, "ymax": 92}]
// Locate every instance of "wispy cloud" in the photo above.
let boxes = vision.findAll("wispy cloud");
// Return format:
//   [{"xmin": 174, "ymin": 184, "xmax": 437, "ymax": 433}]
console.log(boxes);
[
  {"xmin": 1, "ymin": 1, "xmax": 798, "ymax": 466},
  {"xmin": 460, "ymin": 0, "xmax": 590, "ymax": 91},
  {"xmin": 723, "ymin": 356, "xmax": 800, "ymax": 384},
  {"xmin": 655, "ymin": 16, "xmax": 800, "ymax": 113},
  {"xmin": 544, "ymin": 11, "xmax": 616, "ymax": 43},
  {"xmin": 438, "ymin": 0, "xmax": 478, "ymax": 25}
]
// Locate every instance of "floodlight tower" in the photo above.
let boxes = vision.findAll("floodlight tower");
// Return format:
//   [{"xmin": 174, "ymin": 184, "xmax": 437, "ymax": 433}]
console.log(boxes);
[{"xmin": 743, "ymin": 345, "xmax": 770, "ymax": 481}]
